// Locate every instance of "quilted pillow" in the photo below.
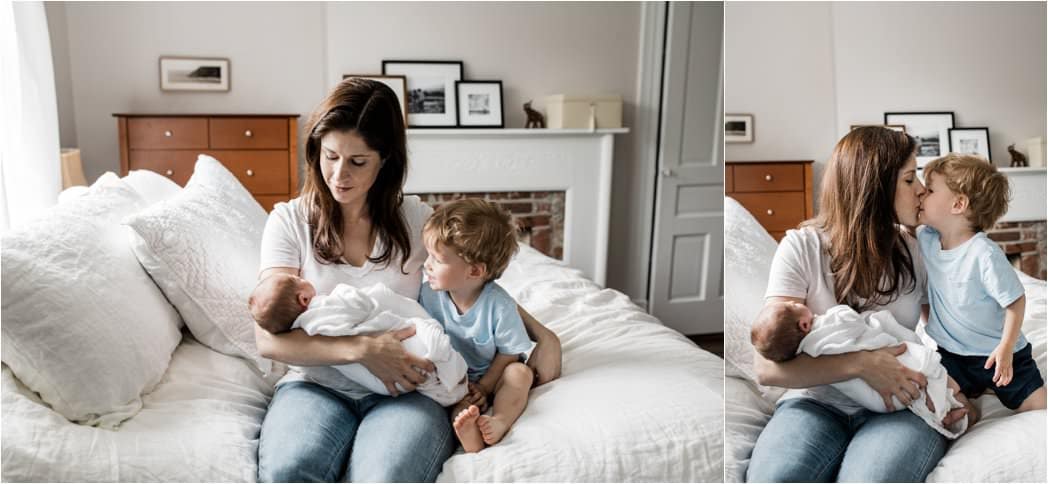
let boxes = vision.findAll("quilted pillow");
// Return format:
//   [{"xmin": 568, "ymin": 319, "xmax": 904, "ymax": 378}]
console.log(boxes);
[
  {"xmin": 723, "ymin": 196, "xmax": 787, "ymax": 401},
  {"xmin": 123, "ymin": 155, "xmax": 271, "ymax": 373},
  {"xmin": 122, "ymin": 169, "xmax": 182, "ymax": 206},
  {"xmin": 1, "ymin": 179, "xmax": 183, "ymax": 428}
]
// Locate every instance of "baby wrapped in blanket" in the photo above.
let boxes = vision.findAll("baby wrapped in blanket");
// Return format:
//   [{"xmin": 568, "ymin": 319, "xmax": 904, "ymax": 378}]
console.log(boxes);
[
  {"xmin": 249, "ymin": 274, "xmax": 468, "ymax": 406},
  {"xmin": 751, "ymin": 301, "xmax": 968, "ymax": 438}
]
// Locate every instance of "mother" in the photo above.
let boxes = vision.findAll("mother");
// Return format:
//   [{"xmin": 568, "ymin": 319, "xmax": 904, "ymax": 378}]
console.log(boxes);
[
  {"xmin": 254, "ymin": 78, "xmax": 562, "ymax": 482},
  {"xmin": 746, "ymin": 127, "xmax": 973, "ymax": 482}
]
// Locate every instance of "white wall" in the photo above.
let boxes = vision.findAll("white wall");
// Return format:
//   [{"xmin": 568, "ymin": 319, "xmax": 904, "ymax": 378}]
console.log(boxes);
[
  {"xmin": 57, "ymin": 1, "xmax": 327, "ymax": 181},
  {"xmin": 47, "ymin": 1, "xmax": 662, "ymax": 302},
  {"xmin": 726, "ymin": 1, "xmax": 1047, "ymax": 205},
  {"xmin": 723, "ymin": 2, "xmax": 838, "ymax": 202},
  {"xmin": 831, "ymin": 2, "xmax": 1046, "ymax": 166}
]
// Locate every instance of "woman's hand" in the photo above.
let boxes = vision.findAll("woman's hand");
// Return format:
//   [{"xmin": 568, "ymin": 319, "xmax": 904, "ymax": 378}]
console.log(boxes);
[
  {"xmin": 358, "ymin": 326, "xmax": 435, "ymax": 396},
  {"xmin": 857, "ymin": 343, "xmax": 928, "ymax": 411}
]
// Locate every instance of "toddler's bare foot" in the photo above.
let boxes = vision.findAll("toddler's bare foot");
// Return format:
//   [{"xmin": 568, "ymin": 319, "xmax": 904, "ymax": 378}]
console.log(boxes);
[
  {"xmin": 477, "ymin": 414, "xmax": 510, "ymax": 445},
  {"xmin": 453, "ymin": 405, "xmax": 485, "ymax": 453}
]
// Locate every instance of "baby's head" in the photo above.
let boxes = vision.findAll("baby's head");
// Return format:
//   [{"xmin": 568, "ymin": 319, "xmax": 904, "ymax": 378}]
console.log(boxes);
[
  {"xmin": 921, "ymin": 153, "xmax": 1010, "ymax": 233},
  {"xmin": 750, "ymin": 300, "xmax": 815, "ymax": 362},
  {"xmin": 422, "ymin": 198, "xmax": 519, "ymax": 292},
  {"xmin": 248, "ymin": 273, "xmax": 316, "ymax": 333}
]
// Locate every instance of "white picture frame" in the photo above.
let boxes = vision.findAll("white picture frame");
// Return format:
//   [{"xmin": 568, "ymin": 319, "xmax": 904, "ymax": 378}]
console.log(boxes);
[
  {"xmin": 724, "ymin": 114, "xmax": 753, "ymax": 143},
  {"xmin": 159, "ymin": 56, "xmax": 230, "ymax": 92}
]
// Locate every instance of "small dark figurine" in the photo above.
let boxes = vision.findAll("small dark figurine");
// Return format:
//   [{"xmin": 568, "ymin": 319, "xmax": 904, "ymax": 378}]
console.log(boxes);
[
  {"xmin": 1008, "ymin": 144, "xmax": 1028, "ymax": 167},
  {"xmin": 524, "ymin": 101, "xmax": 545, "ymax": 129}
]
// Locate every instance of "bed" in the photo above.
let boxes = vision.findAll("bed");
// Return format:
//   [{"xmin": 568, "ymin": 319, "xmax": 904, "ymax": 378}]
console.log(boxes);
[
  {"xmin": 723, "ymin": 196, "xmax": 1047, "ymax": 483},
  {"xmin": 1, "ymin": 159, "xmax": 724, "ymax": 482}
]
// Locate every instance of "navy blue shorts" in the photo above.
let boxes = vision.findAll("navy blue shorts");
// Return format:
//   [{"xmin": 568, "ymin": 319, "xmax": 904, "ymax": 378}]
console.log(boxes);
[{"xmin": 938, "ymin": 343, "xmax": 1045, "ymax": 410}]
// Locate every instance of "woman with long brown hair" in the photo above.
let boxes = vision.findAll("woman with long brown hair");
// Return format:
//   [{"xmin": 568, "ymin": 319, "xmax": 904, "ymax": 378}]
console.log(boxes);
[
  {"xmin": 745, "ymin": 127, "xmax": 974, "ymax": 482},
  {"xmin": 253, "ymin": 78, "xmax": 561, "ymax": 482}
]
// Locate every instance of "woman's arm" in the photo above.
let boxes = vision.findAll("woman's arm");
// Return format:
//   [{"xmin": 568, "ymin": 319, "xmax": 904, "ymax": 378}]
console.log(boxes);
[
  {"xmin": 754, "ymin": 296, "xmax": 929, "ymax": 410},
  {"xmin": 517, "ymin": 305, "xmax": 561, "ymax": 386},
  {"xmin": 253, "ymin": 268, "xmax": 434, "ymax": 395}
]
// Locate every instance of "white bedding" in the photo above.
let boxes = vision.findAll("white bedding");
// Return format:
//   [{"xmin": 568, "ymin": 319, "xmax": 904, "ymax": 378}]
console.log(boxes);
[
  {"xmin": 725, "ymin": 269, "xmax": 1047, "ymax": 484},
  {"xmin": 439, "ymin": 245, "xmax": 725, "ymax": 482},
  {"xmin": 2, "ymin": 244, "xmax": 723, "ymax": 482}
]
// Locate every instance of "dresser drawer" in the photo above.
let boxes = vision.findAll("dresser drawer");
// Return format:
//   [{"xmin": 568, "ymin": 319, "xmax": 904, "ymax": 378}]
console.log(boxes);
[
  {"xmin": 207, "ymin": 150, "xmax": 289, "ymax": 194},
  {"xmin": 732, "ymin": 192, "xmax": 807, "ymax": 231},
  {"xmin": 128, "ymin": 118, "xmax": 208, "ymax": 150},
  {"xmin": 128, "ymin": 150, "xmax": 197, "ymax": 186},
  {"xmin": 732, "ymin": 164, "xmax": 805, "ymax": 192},
  {"xmin": 209, "ymin": 118, "xmax": 288, "ymax": 149}
]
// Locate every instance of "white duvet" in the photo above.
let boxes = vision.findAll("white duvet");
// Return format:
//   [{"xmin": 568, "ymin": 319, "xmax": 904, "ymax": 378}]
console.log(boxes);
[{"xmin": 2, "ymin": 244, "xmax": 724, "ymax": 482}]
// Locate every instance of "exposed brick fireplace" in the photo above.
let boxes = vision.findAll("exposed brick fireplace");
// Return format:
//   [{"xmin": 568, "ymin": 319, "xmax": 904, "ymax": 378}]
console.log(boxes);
[
  {"xmin": 416, "ymin": 191, "xmax": 566, "ymax": 260},
  {"xmin": 988, "ymin": 221, "xmax": 1047, "ymax": 280}
]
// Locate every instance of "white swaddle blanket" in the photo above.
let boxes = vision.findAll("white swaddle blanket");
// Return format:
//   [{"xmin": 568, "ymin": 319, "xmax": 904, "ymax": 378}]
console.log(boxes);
[
  {"xmin": 797, "ymin": 305, "xmax": 969, "ymax": 439},
  {"xmin": 292, "ymin": 283, "xmax": 468, "ymax": 406}
]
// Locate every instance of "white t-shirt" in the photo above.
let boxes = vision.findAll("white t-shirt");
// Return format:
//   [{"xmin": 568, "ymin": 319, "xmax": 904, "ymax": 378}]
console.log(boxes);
[
  {"xmin": 258, "ymin": 195, "xmax": 433, "ymax": 398},
  {"xmin": 764, "ymin": 225, "xmax": 928, "ymax": 413}
]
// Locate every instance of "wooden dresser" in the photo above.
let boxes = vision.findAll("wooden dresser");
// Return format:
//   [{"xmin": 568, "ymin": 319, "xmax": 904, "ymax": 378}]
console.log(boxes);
[
  {"xmin": 114, "ymin": 114, "xmax": 300, "ymax": 211},
  {"xmin": 725, "ymin": 160, "xmax": 815, "ymax": 241}
]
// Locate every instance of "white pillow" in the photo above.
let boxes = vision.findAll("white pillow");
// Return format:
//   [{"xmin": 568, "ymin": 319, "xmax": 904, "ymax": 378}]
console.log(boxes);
[
  {"xmin": 723, "ymin": 196, "xmax": 787, "ymax": 401},
  {"xmin": 1, "ymin": 180, "xmax": 183, "ymax": 428},
  {"xmin": 122, "ymin": 169, "xmax": 183, "ymax": 206},
  {"xmin": 123, "ymin": 154, "xmax": 270, "ymax": 373}
]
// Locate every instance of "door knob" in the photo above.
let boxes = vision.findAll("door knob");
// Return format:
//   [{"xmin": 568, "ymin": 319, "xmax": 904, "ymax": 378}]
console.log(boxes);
[{"xmin": 661, "ymin": 168, "xmax": 677, "ymax": 177}]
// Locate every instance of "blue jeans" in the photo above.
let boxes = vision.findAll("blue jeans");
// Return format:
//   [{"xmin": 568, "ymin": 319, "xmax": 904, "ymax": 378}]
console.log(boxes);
[
  {"xmin": 746, "ymin": 398, "xmax": 948, "ymax": 482},
  {"xmin": 257, "ymin": 381, "xmax": 456, "ymax": 482}
]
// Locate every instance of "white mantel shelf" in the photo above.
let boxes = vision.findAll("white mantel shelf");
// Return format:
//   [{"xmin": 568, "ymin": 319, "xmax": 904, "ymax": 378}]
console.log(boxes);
[
  {"xmin": 999, "ymin": 167, "xmax": 1046, "ymax": 222},
  {"xmin": 407, "ymin": 128, "xmax": 630, "ymax": 136},
  {"xmin": 404, "ymin": 128, "xmax": 628, "ymax": 286}
]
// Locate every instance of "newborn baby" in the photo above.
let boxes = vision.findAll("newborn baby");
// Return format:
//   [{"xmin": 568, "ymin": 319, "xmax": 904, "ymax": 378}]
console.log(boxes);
[
  {"xmin": 249, "ymin": 274, "xmax": 468, "ymax": 406},
  {"xmin": 750, "ymin": 301, "xmax": 968, "ymax": 439}
]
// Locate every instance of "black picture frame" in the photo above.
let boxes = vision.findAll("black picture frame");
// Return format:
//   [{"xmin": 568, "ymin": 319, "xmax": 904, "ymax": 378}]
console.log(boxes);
[
  {"xmin": 382, "ymin": 60, "xmax": 464, "ymax": 128},
  {"xmin": 884, "ymin": 111, "xmax": 955, "ymax": 167},
  {"xmin": 948, "ymin": 127, "xmax": 992, "ymax": 163},
  {"xmin": 455, "ymin": 81, "xmax": 504, "ymax": 128}
]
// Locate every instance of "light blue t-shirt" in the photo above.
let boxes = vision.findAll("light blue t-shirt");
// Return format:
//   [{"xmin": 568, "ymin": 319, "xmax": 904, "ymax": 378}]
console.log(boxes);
[
  {"xmin": 419, "ymin": 281, "xmax": 534, "ymax": 381},
  {"xmin": 918, "ymin": 226, "xmax": 1027, "ymax": 355}
]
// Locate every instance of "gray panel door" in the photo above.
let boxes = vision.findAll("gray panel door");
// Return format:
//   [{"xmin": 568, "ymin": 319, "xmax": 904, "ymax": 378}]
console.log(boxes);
[{"xmin": 649, "ymin": 1, "xmax": 724, "ymax": 335}]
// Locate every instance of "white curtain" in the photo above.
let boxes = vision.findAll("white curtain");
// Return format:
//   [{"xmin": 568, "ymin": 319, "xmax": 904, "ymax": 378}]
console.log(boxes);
[{"xmin": 0, "ymin": 1, "xmax": 61, "ymax": 231}]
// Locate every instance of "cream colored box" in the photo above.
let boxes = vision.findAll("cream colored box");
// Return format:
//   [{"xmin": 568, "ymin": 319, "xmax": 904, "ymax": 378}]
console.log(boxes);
[{"xmin": 544, "ymin": 94, "xmax": 623, "ymax": 129}]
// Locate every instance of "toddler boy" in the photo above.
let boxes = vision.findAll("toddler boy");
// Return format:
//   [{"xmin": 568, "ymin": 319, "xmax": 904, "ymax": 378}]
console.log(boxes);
[{"xmin": 918, "ymin": 153, "xmax": 1045, "ymax": 412}]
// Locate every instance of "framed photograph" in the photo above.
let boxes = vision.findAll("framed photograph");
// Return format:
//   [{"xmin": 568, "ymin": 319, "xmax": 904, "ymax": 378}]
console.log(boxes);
[
  {"xmin": 456, "ymin": 81, "xmax": 503, "ymax": 128},
  {"xmin": 343, "ymin": 74, "xmax": 408, "ymax": 123},
  {"xmin": 159, "ymin": 56, "xmax": 230, "ymax": 92},
  {"xmin": 382, "ymin": 60, "xmax": 463, "ymax": 128},
  {"xmin": 850, "ymin": 124, "xmax": 906, "ymax": 133},
  {"xmin": 884, "ymin": 112, "xmax": 955, "ymax": 167},
  {"xmin": 948, "ymin": 127, "xmax": 992, "ymax": 162},
  {"xmin": 724, "ymin": 114, "xmax": 753, "ymax": 143}
]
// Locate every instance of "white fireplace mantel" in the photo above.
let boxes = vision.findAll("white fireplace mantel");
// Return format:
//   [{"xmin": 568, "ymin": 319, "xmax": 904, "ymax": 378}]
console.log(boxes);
[
  {"xmin": 999, "ymin": 167, "xmax": 1047, "ymax": 223},
  {"xmin": 403, "ymin": 128, "xmax": 629, "ymax": 286}
]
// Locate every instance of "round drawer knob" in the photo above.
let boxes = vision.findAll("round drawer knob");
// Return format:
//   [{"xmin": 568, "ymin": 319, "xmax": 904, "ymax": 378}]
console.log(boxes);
[
  {"xmin": 764, "ymin": 174, "xmax": 773, "ymax": 181},
  {"xmin": 246, "ymin": 169, "xmax": 255, "ymax": 177},
  {"xmin": 244, "ymin": 130, "xmax": 253, "ymax": 137},
  {"xmin": 766, "ymin": 209, "xmax": 774, "ymax": 215},
  {"xmin": 165, "ymin": 169, "xmax": 174, "ymax": 176},
  {"xmin": 164, "ymin": 130, "xmax": 173, "ymax": 137}
]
